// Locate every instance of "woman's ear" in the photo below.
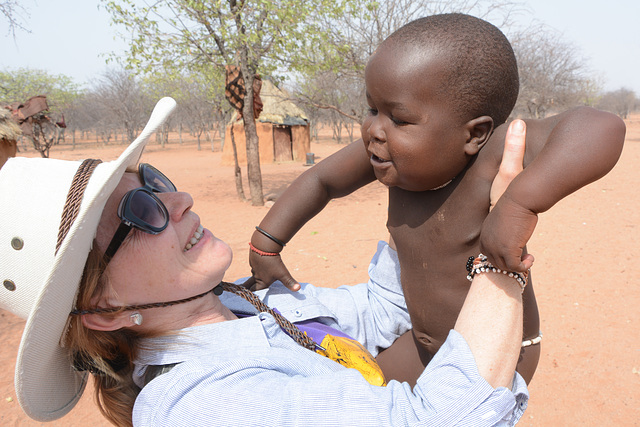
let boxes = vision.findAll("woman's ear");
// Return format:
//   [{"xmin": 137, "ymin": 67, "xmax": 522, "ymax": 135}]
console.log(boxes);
[
  {"xmin": 81, "ymin": 311, "xmax": 129, "ymax": 331},
  {"xmin": 80, "ymin": 294, "xmax": 130, "ymax": 331},
  {"xmin": 464, "ymin": 116, "xmax": 494, "ymax": 155}
]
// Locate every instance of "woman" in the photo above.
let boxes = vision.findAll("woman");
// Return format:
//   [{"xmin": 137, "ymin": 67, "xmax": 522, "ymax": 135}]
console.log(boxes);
[{"xmin": 0, "ymin": 98, "xmax": 530, "ymax": 426}]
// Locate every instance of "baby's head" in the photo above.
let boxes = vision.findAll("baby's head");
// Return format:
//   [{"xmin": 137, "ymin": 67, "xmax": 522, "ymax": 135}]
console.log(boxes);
[
  {"xmin": 362, "ymin": 13, "xmax": 519, "ymax": 191},
  {"xmin": 384, "ymin": 13, "xmax": 518, "ymax": 124}
]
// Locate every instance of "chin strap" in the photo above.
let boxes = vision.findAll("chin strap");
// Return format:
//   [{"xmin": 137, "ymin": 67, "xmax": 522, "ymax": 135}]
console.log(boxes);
[{"xmin": 69, "ymin": 283, "xmax": 223, "ymax": 316}]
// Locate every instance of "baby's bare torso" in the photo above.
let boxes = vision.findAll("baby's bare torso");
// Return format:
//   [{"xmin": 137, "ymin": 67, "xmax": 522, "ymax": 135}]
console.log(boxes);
[{"xmin": 387, "ymin": 151, "xmax": 540, "ymax": 361}]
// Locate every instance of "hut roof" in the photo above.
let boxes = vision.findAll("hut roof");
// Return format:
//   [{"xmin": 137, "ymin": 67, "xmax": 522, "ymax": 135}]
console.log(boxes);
[
  {"xmin": 230, "ymin": 80, "xmax": 308, "ymax": 126},
  {"xmin": 0, "ymin": 108, "xmax": 22, "ymax": 141},
  {"xmin": 258, "ymin": 80, "xmax": 308, "ymax": 126}
]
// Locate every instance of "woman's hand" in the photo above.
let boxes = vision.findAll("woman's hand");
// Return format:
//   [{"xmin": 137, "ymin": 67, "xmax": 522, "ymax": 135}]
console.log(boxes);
[
  {"xmin": 482, "ymin": 119, "xmax": 535, "ymax": 272},
  {"xmin": 489, "ymin": 120, "xmax": 526, "ymax": 211}
]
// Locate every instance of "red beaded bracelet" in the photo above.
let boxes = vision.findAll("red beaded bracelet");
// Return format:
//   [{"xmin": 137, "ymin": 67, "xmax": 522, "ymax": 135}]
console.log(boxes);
[{"xmin": 249, "ymin": 242, "xmax": 280, "ymax": 257}]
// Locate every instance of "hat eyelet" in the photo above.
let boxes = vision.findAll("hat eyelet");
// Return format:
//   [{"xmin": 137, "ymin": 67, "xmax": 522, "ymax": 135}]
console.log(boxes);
[
  {"xmin": 3, "ymin": 280, "xmax": 16, "ymax": 291},
  {"xmin": 11, "ymin": 237, "xmax": 24, "ymax": 251}
]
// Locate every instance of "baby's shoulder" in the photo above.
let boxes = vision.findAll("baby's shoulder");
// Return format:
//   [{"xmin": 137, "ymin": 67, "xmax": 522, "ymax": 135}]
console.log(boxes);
[{"xmin": 484, "ymin": 123, "xmax": 510, "ymax": 154}]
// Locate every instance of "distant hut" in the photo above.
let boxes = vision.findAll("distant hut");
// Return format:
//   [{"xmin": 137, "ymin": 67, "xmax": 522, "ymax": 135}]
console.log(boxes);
[
  {"xmin": 222, "ymin": 80, "xmax": 310, "ymax": 165},
  {"xmin": 0, "ymin": 108, "xmax": 21, "ymax": 169}
]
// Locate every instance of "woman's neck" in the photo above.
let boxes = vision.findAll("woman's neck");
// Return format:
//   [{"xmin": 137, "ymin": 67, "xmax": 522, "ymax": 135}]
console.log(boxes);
[{"xmin": 145, "ymin": 294, "xmax": 238, "ymax": 331}]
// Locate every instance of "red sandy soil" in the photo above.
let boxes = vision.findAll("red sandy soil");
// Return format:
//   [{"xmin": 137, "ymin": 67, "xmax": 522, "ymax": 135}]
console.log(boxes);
[{"xmin": 1, "ymin": 118, "xmax": 639, "ymax": 426}]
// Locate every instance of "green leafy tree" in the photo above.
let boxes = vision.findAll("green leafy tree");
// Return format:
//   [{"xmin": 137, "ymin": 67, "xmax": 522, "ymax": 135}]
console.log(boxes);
[
  {"xmin": 0, "ymin": 67, "xmax": 81, "ymax": 114},
  {"xmin": 0, "ymin": 68, "xmax": 81, "ymax": 157},
  {"xmin": 140, "ymin": 66, "xmax": 231, "ymax": 151},
  {"xmin": 102, "ymin": 0, "xmax": 356, "ymax": 206}
]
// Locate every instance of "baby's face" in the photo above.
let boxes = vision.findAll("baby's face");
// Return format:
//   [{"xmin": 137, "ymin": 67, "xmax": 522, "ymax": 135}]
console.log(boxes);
[{"xmin": 361, "ymin": 43, "xmax": 471, "ymax": 191}]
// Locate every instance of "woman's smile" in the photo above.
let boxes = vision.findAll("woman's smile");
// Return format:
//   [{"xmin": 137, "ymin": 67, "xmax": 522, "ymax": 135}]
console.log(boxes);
[{"xmin": 184, "ymin": 224, "xmax": 204, "ymax": 251}]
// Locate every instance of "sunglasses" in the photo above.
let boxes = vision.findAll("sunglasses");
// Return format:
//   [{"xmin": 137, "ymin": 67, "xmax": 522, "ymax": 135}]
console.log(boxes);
[{"xmin": 103, "ymin": 163, "xmax": 177, "ymax": 263}]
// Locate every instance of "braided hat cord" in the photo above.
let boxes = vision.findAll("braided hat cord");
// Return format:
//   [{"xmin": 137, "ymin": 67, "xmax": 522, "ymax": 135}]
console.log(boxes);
[{"xmin": 56, "ymin": 159, "xmax": 102, "ymax": 254}]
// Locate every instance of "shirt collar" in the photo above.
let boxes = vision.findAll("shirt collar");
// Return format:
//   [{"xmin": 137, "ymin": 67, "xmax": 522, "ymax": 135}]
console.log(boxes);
[{"xmin": 133, "ymin": 316, "xmax": 270, "ymax": 387}]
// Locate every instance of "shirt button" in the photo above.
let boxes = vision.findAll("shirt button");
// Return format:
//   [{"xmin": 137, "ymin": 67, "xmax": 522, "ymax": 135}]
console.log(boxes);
[{"xmin": 294, "ymin": 310, "xmax": 302, "ymax": 317}]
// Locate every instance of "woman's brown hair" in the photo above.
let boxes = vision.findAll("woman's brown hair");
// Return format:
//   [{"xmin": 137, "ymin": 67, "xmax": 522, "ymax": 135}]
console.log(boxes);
[{"xmin": 64, "ymin": 246, "xmax": 147, "ymax": 427}]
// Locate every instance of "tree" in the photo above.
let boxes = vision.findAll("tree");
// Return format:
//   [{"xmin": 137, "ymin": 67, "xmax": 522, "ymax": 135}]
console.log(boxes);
[
  {"xmin": 143, "ymin": 66, "xmax": 232, "ymax": 151},
  {"xmin": 0, "ymin": 68, "xmax": 80, "ymax": 115},
  {"xmin": 597, "ymin": 88, "xmax": 637, "ymax": 119},
  {"xmin": 103, "ymin": 0, "xmax": 357, "ymax": 206},
  {"xmin": 171, "ymin": 71, "xmax": 228, "ymax": 151},
  {"xmin": 0, "ymin": 68, "xmax": 80, "ymax": 156},
  {"xmin": 1, "ymin": 0, "xmax": 29, "ymax": 38},
  {"xmin": 82, "ymin": 69, "xmax": 152, "ymax": 143},
  {"xmin": 510, "ymin": 25, "xmax": 595, "ymax": 118},
  {"xmin": 4, "ymin": 95, "xmax": 62, "ymax": 158}
]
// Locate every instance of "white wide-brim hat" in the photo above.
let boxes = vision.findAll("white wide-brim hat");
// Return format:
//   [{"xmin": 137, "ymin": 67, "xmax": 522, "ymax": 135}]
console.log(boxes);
[{"xmin": 0, "ymin": 97, "xmax": 176, "ymax": 421}]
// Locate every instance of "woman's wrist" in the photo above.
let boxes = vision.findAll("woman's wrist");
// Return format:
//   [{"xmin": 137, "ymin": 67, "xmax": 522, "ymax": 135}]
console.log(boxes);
[
  {"xmin": 466, "ymin": 254, "xmax": 529, "ymax": 293},
  {"xmin": 455, "ymin": 267, "xmax": 524, "ymax": 388}
]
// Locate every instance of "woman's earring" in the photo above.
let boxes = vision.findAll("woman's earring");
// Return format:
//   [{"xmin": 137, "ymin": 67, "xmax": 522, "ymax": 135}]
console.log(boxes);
[{"xmin": 130, "ymin": 312, "xmax": 143, "ymax": 326}]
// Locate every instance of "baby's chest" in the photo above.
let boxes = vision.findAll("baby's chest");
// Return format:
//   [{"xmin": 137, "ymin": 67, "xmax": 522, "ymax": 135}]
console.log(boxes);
[
  {"xmin": 387, "ymin": 184, "xmax": 491, "ymax": 295},
  {"xmin": 387, "ymin": 186, "xmax": 488, "ymax": 248}
]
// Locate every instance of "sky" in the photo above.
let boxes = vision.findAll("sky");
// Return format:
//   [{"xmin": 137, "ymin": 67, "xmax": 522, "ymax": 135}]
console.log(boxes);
[
  {"xmin": 2, "ymin": 0, "xmax": 640, "ymax": 94},
  {"xmin": 512, "ymin": 0, "xmax": 640, "ymax": 94}
]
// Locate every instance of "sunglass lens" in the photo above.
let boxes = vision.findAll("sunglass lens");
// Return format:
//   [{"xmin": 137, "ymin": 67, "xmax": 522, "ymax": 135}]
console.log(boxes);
[
  {"xmin": 129, "ymin": 190, "xmax": 168, "ymax": 229},
  {"xmin": 141, "ymin": 164, "xmax": 176, "ymax": 193}
]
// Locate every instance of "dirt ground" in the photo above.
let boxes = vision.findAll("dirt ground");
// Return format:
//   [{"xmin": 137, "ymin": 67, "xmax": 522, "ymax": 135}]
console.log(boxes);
[{"xmin": 1, "ymin": 117, "xmax": 639, "ymax": 426}]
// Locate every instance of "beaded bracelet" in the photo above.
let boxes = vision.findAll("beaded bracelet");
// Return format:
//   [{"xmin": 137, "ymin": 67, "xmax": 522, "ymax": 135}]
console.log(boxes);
[
  {"xmin": 521, "ymin": 332, "xmax": 543, "ymax": 348},
  {"xmin": 255, "ymin": 226, "xmax": 287, "ymax": 247},
  {"xmin": 466, "ymin": 253, "xmax": 529, "ymax": 293},
  {"xmin": 249, "ymin": 242, "xmax": 280, "ymax": 257}
]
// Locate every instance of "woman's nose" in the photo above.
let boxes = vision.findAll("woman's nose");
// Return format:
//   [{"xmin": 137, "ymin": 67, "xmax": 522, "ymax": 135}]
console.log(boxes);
[{"xmin": 160, "ymin": 191, "xmax": 194, "ymax": 222}]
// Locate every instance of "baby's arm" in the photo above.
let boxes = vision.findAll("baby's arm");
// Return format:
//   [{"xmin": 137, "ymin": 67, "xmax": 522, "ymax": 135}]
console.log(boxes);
[
  {"xmin": 245, "ymin": 140, "xmax": 376, "ymax": 291},
  {"xmin": 482, "ymin": 107, "xmax": 625, "ymax": 271}
]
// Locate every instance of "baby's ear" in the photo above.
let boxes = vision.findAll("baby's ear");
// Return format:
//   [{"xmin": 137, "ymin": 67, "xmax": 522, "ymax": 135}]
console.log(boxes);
[{"xmin": 464, "ymin": 116, "xmax": 494, "ymax": 155}]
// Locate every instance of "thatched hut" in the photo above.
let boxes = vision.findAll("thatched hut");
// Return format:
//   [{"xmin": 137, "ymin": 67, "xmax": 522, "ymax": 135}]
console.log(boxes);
[
  {"xmin": 222, "ymin": 80, "xmax": 310, "ymax": 165},
  {"xmin": 0, "ymin": 108, "xmax": 21, "ymax": 169}
]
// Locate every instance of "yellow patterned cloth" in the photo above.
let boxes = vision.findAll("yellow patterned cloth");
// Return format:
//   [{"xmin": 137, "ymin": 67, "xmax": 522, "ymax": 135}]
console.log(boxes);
[{"xmin": 316, "ymin": 334, "xmax": 386, "ymax": 386}]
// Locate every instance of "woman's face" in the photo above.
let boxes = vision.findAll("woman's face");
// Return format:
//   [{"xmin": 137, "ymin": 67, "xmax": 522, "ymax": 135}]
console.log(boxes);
[{"xmin": 95, "ymin": 170, "xmax": 233, "ymax": 323}]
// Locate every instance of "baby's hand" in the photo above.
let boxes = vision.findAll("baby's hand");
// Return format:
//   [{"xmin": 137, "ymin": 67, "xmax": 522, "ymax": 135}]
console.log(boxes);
[
  {"xmin": 242, "ymin": 250, "xmax": 301, "ymax": 292},
  {"xmin": 481, "ymin": 195, "xmax": 537, "ymax": 272},
  {"xmin": 481, "ymin": 120, "xmax": 535, "ymax": 272}
]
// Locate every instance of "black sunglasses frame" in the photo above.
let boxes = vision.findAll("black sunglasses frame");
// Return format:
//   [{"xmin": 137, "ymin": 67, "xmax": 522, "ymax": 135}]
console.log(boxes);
[{"xmin": 103, "ymin": 164, "xmax": 176, "ymax": 263}]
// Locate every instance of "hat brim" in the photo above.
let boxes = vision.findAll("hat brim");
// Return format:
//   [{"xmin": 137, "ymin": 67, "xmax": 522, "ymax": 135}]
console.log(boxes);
[{"xmin": 14, "ymin": 97, "xmax": 176, "ymax": 421}]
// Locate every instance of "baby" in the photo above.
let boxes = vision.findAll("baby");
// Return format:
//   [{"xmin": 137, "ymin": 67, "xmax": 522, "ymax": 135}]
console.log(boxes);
[{"xmin": 246, "ymin": 13, "xmax": 625, "ymax": 384}]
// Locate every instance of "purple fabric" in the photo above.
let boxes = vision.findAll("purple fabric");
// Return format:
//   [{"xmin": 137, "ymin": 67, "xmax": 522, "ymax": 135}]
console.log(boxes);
[
  {"xmin": 295, "ymin": 318, "xmax": 351, "ymax": 343},
  {"xmin": 234, "ymin": 309, "xmax": 351, "ymax": 344}
]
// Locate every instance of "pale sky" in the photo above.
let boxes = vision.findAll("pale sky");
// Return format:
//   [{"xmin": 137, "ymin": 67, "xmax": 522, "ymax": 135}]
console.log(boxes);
[
  {"xmin": 2, "ymin": 0, "xmax": 639, "ymax": 94},
  {"xmin": 512, "ymin": 0, "xmax": 640, "ymax": 94}
]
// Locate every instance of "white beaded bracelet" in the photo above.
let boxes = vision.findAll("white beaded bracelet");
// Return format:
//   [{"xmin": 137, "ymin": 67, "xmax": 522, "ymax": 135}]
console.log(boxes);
[
  {"xmin": 466, "ymin": 253, "xmax": 529, "ymax": 293},
  {"xmin": 521, "ymin": 332, "xmax": 543, "ymax": 348}
]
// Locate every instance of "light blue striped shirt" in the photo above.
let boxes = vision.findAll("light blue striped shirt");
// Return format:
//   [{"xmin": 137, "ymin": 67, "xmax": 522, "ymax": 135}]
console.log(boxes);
[{"xmin": 132, "ymin": 241, "xmax": 528, "ymax": 426}]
